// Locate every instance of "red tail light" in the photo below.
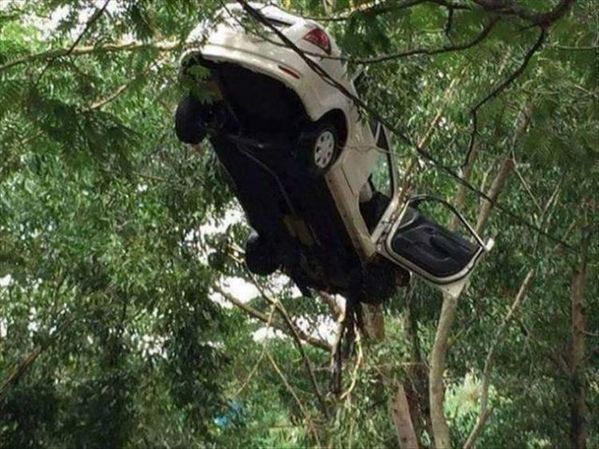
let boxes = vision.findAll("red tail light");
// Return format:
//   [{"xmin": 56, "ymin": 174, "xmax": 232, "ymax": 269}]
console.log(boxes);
[{"xmin": 303, "ymin": 28, "xmax": 331, "ymax": 54}]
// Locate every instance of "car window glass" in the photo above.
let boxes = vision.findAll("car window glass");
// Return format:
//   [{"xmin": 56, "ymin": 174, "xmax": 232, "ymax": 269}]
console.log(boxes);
[
  {"xmin": 371, "ymin": 152, "xmax": 393, "ymax": 199},
  {"xmin": 359, "ymin": 152, "xmax": 393, "ymax": 234},
  {"xmin": 353, "ymin": 71, "xmax": 369, "ymax": 98}
]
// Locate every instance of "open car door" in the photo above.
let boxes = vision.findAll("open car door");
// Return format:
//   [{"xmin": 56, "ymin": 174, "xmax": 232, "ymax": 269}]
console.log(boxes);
[{"xmin": 378, "ymin": 195, "xmax": 494, "ymax": 298}]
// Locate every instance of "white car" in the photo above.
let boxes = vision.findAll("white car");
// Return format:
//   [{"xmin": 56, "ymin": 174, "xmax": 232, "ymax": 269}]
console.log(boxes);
[{"xmin": 175, "ymin": 3, "xmax": 493, "ymax": 302}]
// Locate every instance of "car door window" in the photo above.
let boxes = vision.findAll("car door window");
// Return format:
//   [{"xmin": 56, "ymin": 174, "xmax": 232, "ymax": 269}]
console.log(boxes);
[
  {"xmin": 359, "ymin": 152, "xmax": 393, "ymax": 233},
  {"xmin": 370, "ymin": 152, "xmax": 393, "ymax": 199},
  {"xmin": 353, "ymin": 70, "xmax": 369, "ymax": 98}
]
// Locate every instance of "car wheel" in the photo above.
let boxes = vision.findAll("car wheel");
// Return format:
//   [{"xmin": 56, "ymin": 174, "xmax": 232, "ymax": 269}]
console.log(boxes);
[
  {"xmin": 350, "ymin": 262, "xmax": 396, "ymax": 305},
  {"xmin": 298, "ymin": 120, "xmax": 339, "ymax": 176},
  {"xmin": 245, "ymin": 232, "xmax": 279, "ymax": 276},
  {"xmin": 175, "ymin": 94, "xmax": 210, "ymax": 144}
]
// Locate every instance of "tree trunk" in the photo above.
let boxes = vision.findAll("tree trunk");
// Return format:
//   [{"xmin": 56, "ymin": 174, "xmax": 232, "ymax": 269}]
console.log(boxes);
[
  {"xmin": 429, "ymin": 293, "xmax": 458, "ymax": 449},
  {"xmin": 362, "ymin": 304, "xmax": 419, "ymax": 448},
  {"xmin": 430, "ymin": 153, "xmax": 515, "ymax": 448},
  {"xmin": 569, "ymin": 230, "xmax": 589, "ymax": 449},
  {"xmin": 390, "ymin": 383, "xmax": 420, "ymax": 449}
]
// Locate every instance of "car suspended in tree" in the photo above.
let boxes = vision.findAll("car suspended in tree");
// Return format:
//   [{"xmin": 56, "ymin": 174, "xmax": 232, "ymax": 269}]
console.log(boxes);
[{"xmin": 175, "ymin": 2, "xmax": 494, "ymax": 303}]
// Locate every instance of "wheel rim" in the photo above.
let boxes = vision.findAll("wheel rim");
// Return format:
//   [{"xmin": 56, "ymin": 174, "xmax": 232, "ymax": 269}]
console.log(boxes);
[{"xmin": 313, "ymin": 130, "xmax": 336, "ymax": 169}]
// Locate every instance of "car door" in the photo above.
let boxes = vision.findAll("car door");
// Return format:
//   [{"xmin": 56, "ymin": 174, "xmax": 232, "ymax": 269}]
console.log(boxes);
[{"xmin": 377, "ymin": 194, "xmax": 494, "ymax": 298}]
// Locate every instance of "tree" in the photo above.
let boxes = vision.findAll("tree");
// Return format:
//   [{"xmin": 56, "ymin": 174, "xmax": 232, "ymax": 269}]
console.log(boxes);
[{"xmin": 1, "ymin": 1, "xmax": 597, "ymax": 448}]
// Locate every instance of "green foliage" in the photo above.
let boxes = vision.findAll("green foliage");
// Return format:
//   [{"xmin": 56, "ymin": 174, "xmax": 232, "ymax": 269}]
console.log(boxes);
[{"xmin": 0, "ymin": 1, "xmax": 597, "ymax": 448}]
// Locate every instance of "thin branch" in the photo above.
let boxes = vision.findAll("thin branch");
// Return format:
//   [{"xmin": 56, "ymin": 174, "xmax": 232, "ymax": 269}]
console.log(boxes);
[
  {"xmin": 235, "ymin": 305, "xmax": 276, "ymax": 395},
  {"xmin": 463, "ymin": 269, "xmax": 535, "ymax": 449},
  {"xmin": 465, "ymin": 28, "xmax": 546, "ymax": 169},
  {"xmin": 513, "ymin": 162, "xmax": 543, "ymax": 213},
  {"xmin": 222, "ymin": 258, "xmax": 332, "ymax": 416},
  {"xmin": 303, "ymin": 0, "xmax": 471, "ymax": 22},
  {"xmin": 265, "ymin": 352, "xmax": 323, "ymax": 447},
  {"xmin": 0, "ymin": 41, "xmax": 184, "ymax": 74},
  {"xmin": 552, "ymin": 45, "xmax": 599, "ymax": 51},
  {"xmin": 247, "ymin": 276, "xmax": 330, "ymax": 418},
  {"xmin": 36, "ymin": 0, "xmax": 112, "ymax": 83},
  {"xmin": 450, "ymin": 142, "xmax": 479, "ymax": 231},
  {"xmin": 319, "ymin": 291, "xmax": 343, "ymax": 318},
  {"xmin": 89, "ymin": 80, "xmax": 133, "ymax": 110},
  {"xmin": 475, "ymin": 156, "xmax": 515, "ymax": 234},
  {"xmin": 473, "ymin": 0, "xmax": 576, "ymax": 28},
  {"xmin": 309, "ymin": 17, "xmax": 499, "ymax": 63},
  {"xmin": 339, "ymin": 322, "xmax": 363, "ymax": 401},
  {"xmin": 214, "ymin": 285, "xmax": 331, "ymax": 351},
  {"xmin": 0, "ymin": 314, "xmax": 74, "ymax": 399},
  {"xmin": 463, "ymin": 189, "xmax": 573, "ymax": 448},
  {"xmin": 87, "ymin": 56, "xmax": 165, "ymax": 111}
]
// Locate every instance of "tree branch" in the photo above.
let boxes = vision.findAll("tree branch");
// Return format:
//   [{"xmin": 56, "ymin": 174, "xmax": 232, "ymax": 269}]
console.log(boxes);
[
  {"xmin": 0, "ymin": 41, "xmax": 184, "ymax": 74},
  {"xmin": 430, "ymin": 145, "xmax": 516, "ymax": 448},
  {"xmin": 390, "ymin": 383, "xmax": 420, "ymax": 449},
  {"xmin": 303, "ymin": 0, "xmax": 471, "ymax": 22},
  {"xmin": 214, "ymin": 285, "xmax": 332, "ymax": 352},
  {"xmin": 245, "ymin": 275, "xmax": 330, "ymax": 418},
  {"xmin": 473, "ymin": 0, "xmax": 576, "ymax": 28},
  {"xmin": 319, "ymin": 291, "xmax": 343, "ymax": 319},
  {"xmin": 464, "ymin": 28, "xmax": 545, "ymax": 169},
  {"xmin": 318, "ymin": 17, "xmax": 499, "ymax": 64},
  {"xmin": 463, "ymin": 269, "xmax": 535, "ymax": 449},
  {"xmin": 36, "ymin": 0, "xmax": 112, "ymax": 83},
  {"xmin": 235, "ymin": 305, "xmax": 276, "ymax": 395},
  {"xmin": 0, "ymin": 314, "xmax": 74, "ymax": 399},
  {"xmin": 266, "ymin": 351, "xmax": 323, "ymax": 447},
  {"xmin": 475, "ymin": 156, "xmax": 515, "ymax": 233}
]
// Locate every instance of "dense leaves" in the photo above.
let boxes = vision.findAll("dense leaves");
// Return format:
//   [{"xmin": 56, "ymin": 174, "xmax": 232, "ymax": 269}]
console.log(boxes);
[{"xmin": 1, "ymin": 1, "xmax": 597, "ymax": 448}]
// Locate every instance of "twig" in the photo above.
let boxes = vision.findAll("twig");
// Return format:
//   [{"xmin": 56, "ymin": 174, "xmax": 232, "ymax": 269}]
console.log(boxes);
[
  {"xmin": 475, "ymin": 156, "xmax": 515, "ymax": 234},
  {"xmin": 319, "ymin": 291, "xmax": 343, "ymax": 318},
  {"xmin": 214, "ymin": 285, "xmax": 331, "ymax": 351},
  {"xmin": 235, "ymin": 305, "xmax": 276, "ymax": 395},
  {"xmin": 265, "ymin": 352, "xmax": 323, "ymax": 447},
  {"xmin": 473, "ymin": 0, "xmax": 575, "ymax": 28},
  {"xmin": 302, "ymin": 0, "xmax": 471, "ymax": 22},
  {"xmin": 89, "ymin": 80, "xmax": 134, "ymax": 110},
  {"xmin": 36, "ymin": 0, "xmax": 112, "ymax": 83},
  {"xmin": 450, "ymin": 142, "xmax": 479, "ymax": 231},
  {"xmin": 298, "ymin": 17, "xmax": 499, "ymax": 64},
  {"xmin": 339, "ymin": 323, "xmax": 363, "ymax": 401},
  {"xmin": 463, "ymin": 269, "xmax": 535, "ymax": 449},
  {"xmin": 512, "ymin": 162, "xmax": 542, "ymax": 213},
  {"xmin": 0, "ymin": 314, "xmax": 74, "ymax": 399},
  {"xmin": 0, "ymin": 41, "xmax": 184, "ymax": 74},
  {"xmin": 465, "ymin": 28, "xmax": 546, "ymax": 169},
  {"xmin": 246, "ymin": 274, "xmax": 330, "ymax": 418}
]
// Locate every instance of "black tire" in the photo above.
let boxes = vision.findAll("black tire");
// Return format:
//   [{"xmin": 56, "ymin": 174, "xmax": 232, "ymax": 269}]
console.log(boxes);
[
  {"xmin": 175, "ymin": 94, "xmax": 210, "ymax": 144},
  {"xmin": 245, "ymin": 232, "xmax": 279, "ymax": 276},
  {"xmin": 297, "ymin": 120, "xmax": 340, "ymax": 177},
  {"xmin": 350, "ymin": 262, "xmax": 396, "ymax": 305}
]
